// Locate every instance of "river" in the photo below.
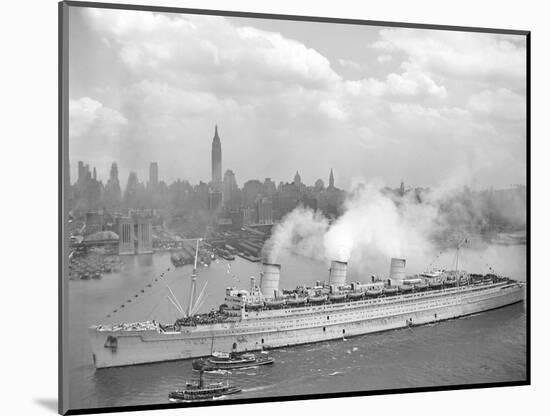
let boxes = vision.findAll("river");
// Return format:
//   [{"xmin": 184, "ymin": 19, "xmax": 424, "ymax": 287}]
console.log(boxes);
[{"xmin": 67, "ymin": 245, "xmax": 527, "ymax": 410}]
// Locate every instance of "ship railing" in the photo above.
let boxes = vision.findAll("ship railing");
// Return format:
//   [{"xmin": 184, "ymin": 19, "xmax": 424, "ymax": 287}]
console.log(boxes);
[{"xmin": 239, "ymin": 278, "xmax": 512, "ymax": 314}]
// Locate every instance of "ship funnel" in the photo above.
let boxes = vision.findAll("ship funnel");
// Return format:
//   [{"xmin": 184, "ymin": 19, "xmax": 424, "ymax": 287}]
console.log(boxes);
[
  {"xmin": 328, "ymin": 260, "xmax": 347, "ymax": 287},
  {"xmin": 389, "ymin": 258, "xmax": 406, "ymax": 284},
  {"xmin": 260, "ymin": 263, "xmax": 281, "ymax": 298}
]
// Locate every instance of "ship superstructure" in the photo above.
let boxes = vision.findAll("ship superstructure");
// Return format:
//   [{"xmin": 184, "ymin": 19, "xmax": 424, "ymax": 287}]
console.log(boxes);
[{"xmin": 89, "ymin": 247, "xmax": 525, "ymax": 369}]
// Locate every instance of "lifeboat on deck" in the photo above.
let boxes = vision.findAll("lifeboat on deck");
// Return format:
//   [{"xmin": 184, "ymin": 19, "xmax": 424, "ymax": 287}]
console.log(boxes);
[
  {"xmin": 244, "ymin": 302, "xmax": 264, "ymax": 311},
  {"xmin": 399, "ymin": 285, "xmax": 413, "ymax": 293},
  {"xmin": 286, "ymin": 297, "xmax": 307, "ymax": 306},
  {"xmin": 265, "ymin": 299, "xmax": 286, "ymax": 309},
  {"xmin": 328, "ymin": 293, "xmax": 347, "ymax": 302},
  {"xmin": 383, "ymin": 287, "xmax": 399, "ymax": 295},
  {"xmin": 346, "ymin": 291, "xmax": 364, "ymax": 300},
  {"xmin": 307, "ymin": 295, "xmax": 327, "ymax": 304}
]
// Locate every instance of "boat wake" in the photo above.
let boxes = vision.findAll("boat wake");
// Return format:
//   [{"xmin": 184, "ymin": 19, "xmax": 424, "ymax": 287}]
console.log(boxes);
[
  {"xmin": 242, "ymin": 384, "xmax": 274, "ymax": 393},
  {"xmin": 205, "ymin": 369, "xmax": 232, "ymax": 375},
  {"xmin": 328, "ymin": 371, "xmax": 344, "ymax": 376}
]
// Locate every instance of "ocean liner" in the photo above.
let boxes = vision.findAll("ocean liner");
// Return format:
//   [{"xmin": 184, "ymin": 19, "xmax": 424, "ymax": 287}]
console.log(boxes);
[{"xmin": 89, "ymin": 243, "xmax": 525, "ymax": 369}]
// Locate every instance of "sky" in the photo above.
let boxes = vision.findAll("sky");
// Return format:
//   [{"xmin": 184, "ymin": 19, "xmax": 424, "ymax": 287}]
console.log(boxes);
[{"xmin": 68, "ymin": 6, "xmax": 527, "ymax": 190}]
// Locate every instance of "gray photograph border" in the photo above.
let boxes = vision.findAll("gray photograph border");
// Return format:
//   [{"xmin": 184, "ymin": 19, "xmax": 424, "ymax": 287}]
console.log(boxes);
[{"xmin": 58, "ymin": 1, "xmax": 531, "ymax": 414}]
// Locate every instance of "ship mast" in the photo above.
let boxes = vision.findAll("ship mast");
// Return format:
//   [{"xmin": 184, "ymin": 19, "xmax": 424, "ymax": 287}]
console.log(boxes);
[
  {"xmin": 454, "ymin": 242, "xmax": 460, "ymax": 272},
  {"xmin": 453, "ymin": 234, "xmax": 468, "ymax": 272},
  {"xmin": 187, "ymin": 238, "xmax": 201, "ymax": 316}
]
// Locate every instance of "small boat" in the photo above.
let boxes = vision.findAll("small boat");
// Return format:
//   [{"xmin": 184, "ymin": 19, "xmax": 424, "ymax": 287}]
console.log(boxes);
[
  {"xmin": 307, "ymin": 295, "xmax": 327, "ymax": 304},
  {"xmin": 365, "ymin": 289, "xmax": 382, "ymax": 297},
  {"xmin": 399, "ymin": 285, "xmax": 413, "ymax": 293},
  {"xmin": 192, "ymin": 351, "xmax": 274, "ymax": 371},
  {"xmin": 244, "ymin": 302, "xmax": 264, "ymax": 311},
  {"xmin": 265, "ymin": 299, "xmax": 286, "ymax": 308},
  {"xmin": 420, "ymin": 269, "xmax": 444, "ymax": 279},
  {"xmin": 383, "ymin": 287, "xmax": 399, "ymax": 295},
  {"xmin": 328, "ymin": 293, "xmax": 346, "ymax": 302},
  {"xmin": 286, "ymin": 297, "xmax": 307, "ymax": 306},
  {"xmin": 346, "ymin": 291, "xmax": 364, "ymax": 300},
  {"xmin": 428, "ymin": 281, "xmax": 442, "ymax": 288},
  {"xmin": 220, "ymin": 250, "xmax": 235, "ymax": 261},
  {"xmin": 169, "ymin": 371, "xmax": 241, "ymax": 402},
  {"xmin": 415, "ymin": 283, "xmax": 429, "ymax": 290},
  {"xmin": 170, "ymin": 252, "xmax": 189, "ymax": 268}
]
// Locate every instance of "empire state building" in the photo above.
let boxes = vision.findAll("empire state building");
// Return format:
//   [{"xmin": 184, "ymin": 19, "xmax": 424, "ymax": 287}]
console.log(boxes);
[{"xmin": 211, "ymin": 125, "xmax": 222, "ymax": 190}]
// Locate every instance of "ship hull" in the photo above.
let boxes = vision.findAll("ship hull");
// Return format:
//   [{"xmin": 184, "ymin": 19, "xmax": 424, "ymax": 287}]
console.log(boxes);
[{"xmin": 90, "ymin": 282, "xmax": 525, "ymax": 369}]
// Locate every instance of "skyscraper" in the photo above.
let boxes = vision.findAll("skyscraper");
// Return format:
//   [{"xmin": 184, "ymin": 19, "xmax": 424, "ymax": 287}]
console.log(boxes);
[
  {"xmin": 294, "ymin": 171, "xmax": 301, "ymax": 186},
  {"xmin": 211, "ymin": 125, "xmax": 222, "ymax": 190},
  {"xmin": 149, "ymin": 162, "xmax": 159, "ymax": 187},
  {"xmin": 222, "ymin": 169, "xmax": 240, "ymax": 209},
  {"xmin": 104, "ymin": 163, "xmax": 122, "ymax": 209},
  {"xmin": 109, "ymin": 162, "xmax": 119, "ymax": 183},
  {"xmin": 315, "ymin": 178, "xmax": 325, "ymax": 191},
  {"xmin": 256, "ymin": 196, "xmax": 273, "ymax": 225}
]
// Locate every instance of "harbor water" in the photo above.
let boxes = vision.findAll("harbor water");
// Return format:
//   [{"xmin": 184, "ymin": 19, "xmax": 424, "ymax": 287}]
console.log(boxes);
[{"xmin": 67, "ymin": 247, "xmax": 527, "ymax": 410}]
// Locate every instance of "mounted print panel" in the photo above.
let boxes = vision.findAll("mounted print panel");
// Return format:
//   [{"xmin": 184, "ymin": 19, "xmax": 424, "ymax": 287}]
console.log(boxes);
[{"xmin": 59, "ymin": 1, "xmax": 529, "ymax": 414}]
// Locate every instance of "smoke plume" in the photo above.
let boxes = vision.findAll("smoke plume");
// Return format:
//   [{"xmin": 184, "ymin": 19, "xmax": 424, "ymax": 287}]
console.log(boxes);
[{"xmin": 264, "ymin": 178, "xmax": 526, "ymax": 280}]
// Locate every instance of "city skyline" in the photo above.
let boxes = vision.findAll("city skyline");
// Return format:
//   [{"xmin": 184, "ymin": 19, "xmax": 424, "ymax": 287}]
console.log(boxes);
[
  {"xmin": 68, "ymin": 8, "xmax": 526, "ymax": 191},
  {"xmin": 72, "ymin": 122, "xmax": 347, "ymax": 191},
  {"xmin": 71, "ymin": 155, "xmax": 343, "ymax": 193},
  {"xmin": 68, "ymin": 125, "xmax": 358, "ymax": 192}
]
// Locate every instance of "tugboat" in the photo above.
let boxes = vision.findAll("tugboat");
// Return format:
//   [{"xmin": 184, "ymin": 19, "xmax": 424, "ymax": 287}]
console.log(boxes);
[
  {"xmin": 168, "ymin": 370, "xmax": 241, "ymax": 402},
  {"xmin": 170, "ymin": 252, "xmax": 189, "ymax": 268},
  {"xmin": 192, "ymin": 350, "xmax": 274, "ymax": 371}
]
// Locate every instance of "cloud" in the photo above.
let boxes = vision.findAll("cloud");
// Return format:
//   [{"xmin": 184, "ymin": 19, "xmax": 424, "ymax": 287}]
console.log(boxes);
[
  {"xmin": 385, "ymin": 70, "xmax": 447, "ymax": 99},
  {"xmin": 338, "ymin": 58, "xmax": 364, "ymax": 71},
  {"xmin": 85, "ymin": 9, "xmax": 340, "ymax": 95},
  {"xmin": 69, "ymin": 97, "xmax": 127, "ymax": 139},
  {"xmin": 319, "ymin": 99, "xmax": 348, "ymax": 121},
  {"xmin": 69, "ymin": 97, "xmax": 128, "ymax": 178},
  {"xmin": 343, "ymin": 68, "xmax": 447, "ymax": 100},
  {"xmin": 70, "ymin": 9, "xmax": 526, "ymax": 189},
  {"xmin": 377, "ymin": 54, "xmax": 392, "ymax": 64},
  {"xmin": 467, "ymin": 88, "xmax": 526, "ymax": 122},
  {"xmin": 372, "ymin": 29, "xmax": 526, "ymax": 90}
]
